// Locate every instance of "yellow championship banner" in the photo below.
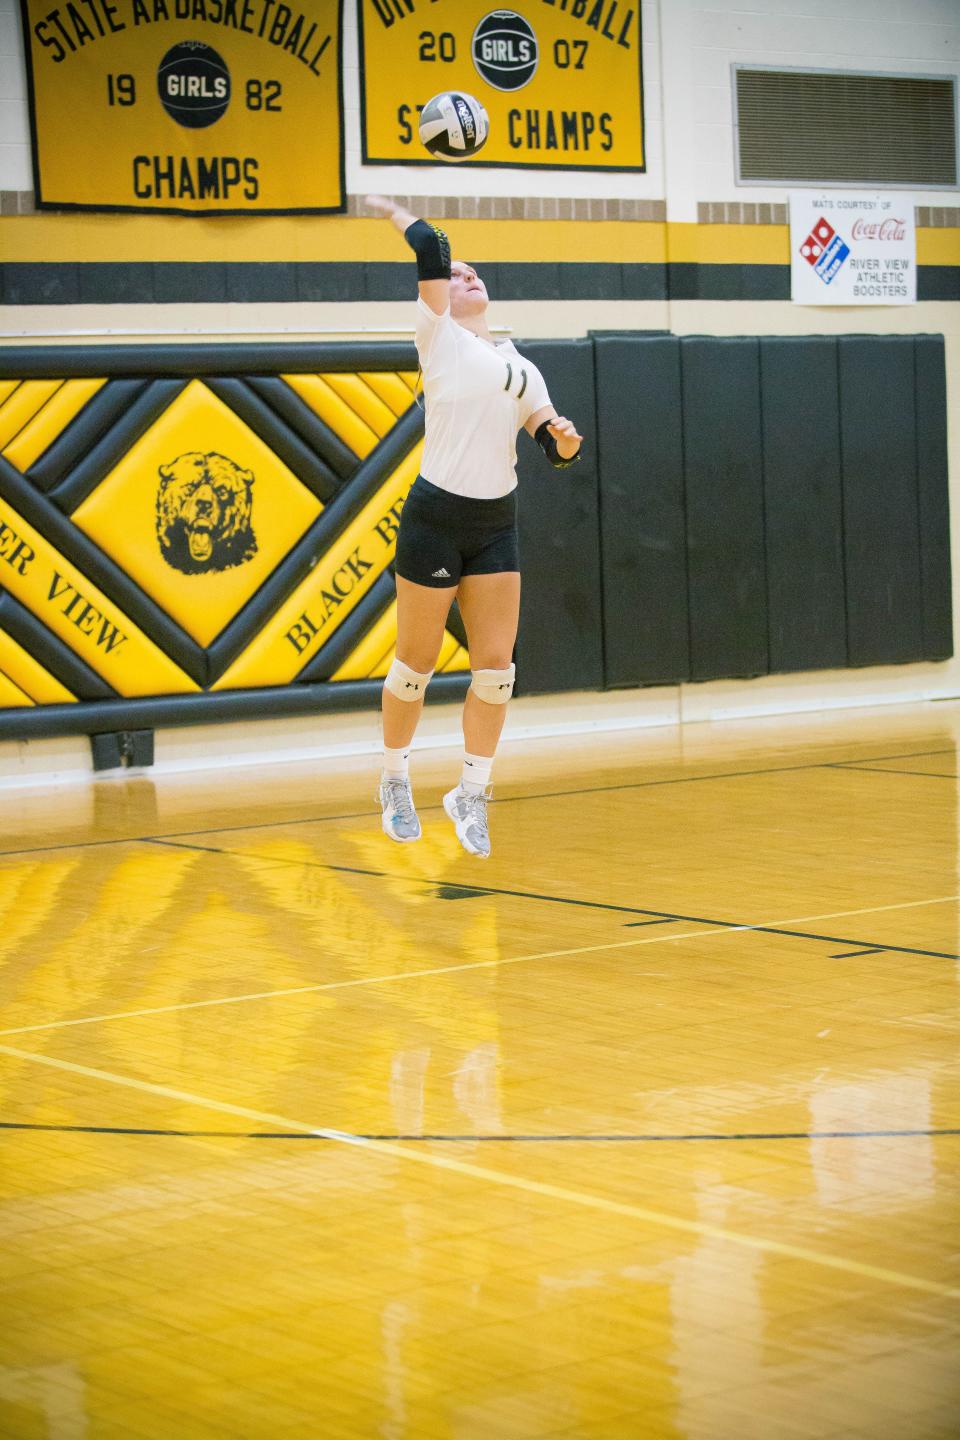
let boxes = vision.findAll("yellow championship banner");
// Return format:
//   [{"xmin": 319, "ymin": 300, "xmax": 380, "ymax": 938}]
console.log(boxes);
[
  {"xmin": 359, "ymin": 0, "xmax": 644, "ymax": 171},
  {"xmin": 19, "ymin": 0, "xmax": 344, "ymax": 214}
]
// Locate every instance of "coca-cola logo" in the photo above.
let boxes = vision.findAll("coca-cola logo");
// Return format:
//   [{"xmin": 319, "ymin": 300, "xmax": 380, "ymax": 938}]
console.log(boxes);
[{"xmin": 851, "ymin": 218, "xmax": 906, "ymax": 241}]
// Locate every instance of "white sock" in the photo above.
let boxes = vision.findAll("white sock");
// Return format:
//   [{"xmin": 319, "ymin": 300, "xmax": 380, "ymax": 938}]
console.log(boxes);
[
  {"xmin": 461, "ymin": 752, "xmax": 493, "ymax": 794},
  {"xmin": 383, "ymin": 746, "xmax": 410, "ymax": 780}
]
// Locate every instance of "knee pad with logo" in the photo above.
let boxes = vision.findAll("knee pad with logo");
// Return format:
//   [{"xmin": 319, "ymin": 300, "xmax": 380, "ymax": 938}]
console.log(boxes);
[
  {"xmin": 470, "ymin": 664, "xmax": 515, "ymax": 705},
  {"xmin": 384, "ymin": 658, "xmax": 433, "ymax": 701}
]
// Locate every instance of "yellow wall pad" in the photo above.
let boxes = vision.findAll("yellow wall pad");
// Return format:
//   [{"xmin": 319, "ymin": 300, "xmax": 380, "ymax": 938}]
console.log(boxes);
[
  {"xmin": 282, "ymin": 374, "xmax": 379, "ymax": 458},
  {"xmin": 0, "ymin": 498, "xmax": 197, "ymax": 696},
  {"xmin": 1, "ymin": 1040, "xmax": 955, "ymax": 1301},
  {"xmin": 0, "ymin": 626, "xmax": 74, "ymax": 705},
  {"xmin": 72, "ymin": 380, "xmax": 323, "ymax": 649},
  {"xmin": 0, "ymin": 669, "xmax": 32, "ymax": 708},
  {"xmin": 3, "ymin": 379, "xmax": 106, "ymax": 474},
  {"xmin": 213, "ymin": 443, "xmax": 423, "ymax": 690},
  {"xmin": 0, "ymin": 215, "xmax": 956, "ymax": 267},
  {"xmin": 0, "ymin": 381, "xmax": 63, "ymax": 452}
]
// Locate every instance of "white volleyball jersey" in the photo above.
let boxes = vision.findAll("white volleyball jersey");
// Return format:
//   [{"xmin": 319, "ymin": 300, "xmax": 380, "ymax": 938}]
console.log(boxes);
[{"xmin": 414, "ymin": 297, "xmax": 552, "ymax": 499}]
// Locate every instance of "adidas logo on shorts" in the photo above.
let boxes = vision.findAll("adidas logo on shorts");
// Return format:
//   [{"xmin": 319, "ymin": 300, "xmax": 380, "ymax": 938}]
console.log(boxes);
[{"xmin": 432, "ymin": 567, "xmax": 451, "ymax": 578}]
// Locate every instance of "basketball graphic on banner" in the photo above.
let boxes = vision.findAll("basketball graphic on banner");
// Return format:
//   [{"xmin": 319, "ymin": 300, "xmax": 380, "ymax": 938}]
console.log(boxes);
[
  {"xmin": 158, "ymin": 41, "xmax": 231, "ymax": 130},
  {"xmin": 471, "ymin": 10, "xmax": 539, "ymax": 91}
]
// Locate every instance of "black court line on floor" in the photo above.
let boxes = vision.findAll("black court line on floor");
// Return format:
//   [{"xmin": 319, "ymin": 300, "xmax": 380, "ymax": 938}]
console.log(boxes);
[
  {"xmin": 148, "ymin": 836, "xmax": 959, "ymax": 962},
  {"xmin": 2, "ymin": 1121, "xmax": 957, "ymax": 1142},
  {"xmin": 0, "ymin": 746, "xmax": 953, "ymax": 859}
]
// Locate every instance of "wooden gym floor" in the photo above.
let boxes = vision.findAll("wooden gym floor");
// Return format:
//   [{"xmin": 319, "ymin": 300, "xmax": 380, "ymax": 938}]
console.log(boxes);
[{"xmin": 1, "ymin": 701, "xmax": 958, "ymax": 1439}]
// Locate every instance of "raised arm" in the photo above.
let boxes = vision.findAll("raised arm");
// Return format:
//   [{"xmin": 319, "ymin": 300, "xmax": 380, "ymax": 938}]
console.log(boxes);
[{"xmin": 365, "ymin": 194, "xmax": 451, "ymax": 315}]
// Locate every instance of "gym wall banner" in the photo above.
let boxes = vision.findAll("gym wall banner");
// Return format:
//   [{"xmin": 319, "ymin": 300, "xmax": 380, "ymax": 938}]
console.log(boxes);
[
  {"xmin": 359, "ymin": 1, "xmax": 645, "ymax": 172},
  {"xmin": 18, "ymin": 0, "xmax": 345, "ymax": 214},
  {"xmin": 790, "ymin": 193, "xmax": 917, "ymax": 306}
]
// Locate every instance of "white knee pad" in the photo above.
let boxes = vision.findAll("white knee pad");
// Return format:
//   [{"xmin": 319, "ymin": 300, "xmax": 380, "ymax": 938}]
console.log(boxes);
[
  {"xmin": 470, "ymin": 663, "xmax": 516, "ymax": 705},
  {"xmin": 384, "ymin": 658, "xmax": 433, "ymax": 701}
]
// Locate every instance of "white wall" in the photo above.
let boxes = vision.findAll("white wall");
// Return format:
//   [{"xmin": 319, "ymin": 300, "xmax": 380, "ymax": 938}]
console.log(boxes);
[
  {"xmin": 0, "ymin": 0, "xmax": 30, "ymax": 190},
  {"xmin": 2, "ymin": 1, "xmax": 958, "ymax": 210},
  {"xmin": 668, "ymin": 0, "xmax": 960, "ymax": 221}
]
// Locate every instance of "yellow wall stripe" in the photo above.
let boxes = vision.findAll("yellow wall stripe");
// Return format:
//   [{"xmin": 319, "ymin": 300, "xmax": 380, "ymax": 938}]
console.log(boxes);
[
  {"xmin": 3, "ymin": 379, "xmax": 107, "ymax": 473},
  {"xmin": 213, "ymin": 445, "xmax": 423, "ymax": 690},
  {"xmin": 359, "ymin": 372, "xmax": 416, "ymax": 418},
  {"xmin": 0, "ymin": 668, "xmax": 33, "ymax": 708},
  {"xmin": 0, "ymin": 627, "xmax": 74, "ymax": 704},
  {"xmin": 0, "ymin": 381, "xmax": 20, "ymax": 408},
  {"xmin": 0, "ymin": 497, "xmax": 197, "ymax": 697},
  {"xmin": 0, "ymin": 381, "xmax": 63, "ymax": 452},
  {"xmin": 282, "ymin": 374, "xmax": 378, "ymax": 457},
  {"xmin": 438, "ymin": 641, "xmax": 470, "ymax": 673},
  {"xmin": 0, "ymin": 215, "xmax": 955, "ymax": 269},
  {"xmin": 330, "ymin": 599, "xmax": 398, "ymax": 682},
  {"xmin": 321, "ymin": 374, "xmax": 397, "ymax": 437}
]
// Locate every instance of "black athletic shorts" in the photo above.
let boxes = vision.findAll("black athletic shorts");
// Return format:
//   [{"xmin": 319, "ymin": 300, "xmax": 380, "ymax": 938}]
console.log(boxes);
[{"xmin": 395, "ymin": 476, "xmax": 519, "ymax": 588}]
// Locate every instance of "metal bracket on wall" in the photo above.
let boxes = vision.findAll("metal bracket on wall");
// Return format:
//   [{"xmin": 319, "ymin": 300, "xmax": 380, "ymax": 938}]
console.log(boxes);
[{"xmin": 90, "ymin": 730, "xmax": 155, "ymax": 772}]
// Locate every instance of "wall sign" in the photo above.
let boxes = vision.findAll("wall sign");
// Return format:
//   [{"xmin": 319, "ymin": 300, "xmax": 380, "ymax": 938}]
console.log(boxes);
[
  {"xmin": 19, "ymin": 0, "xmax": 344, "ymax": 214},
  {"xmin": 359, "ymin": 0, "xmax": 644, "ymax": 172},
  {"xmin": 790, "ymin": 193, "xmax": 916, "ymax": 306}
]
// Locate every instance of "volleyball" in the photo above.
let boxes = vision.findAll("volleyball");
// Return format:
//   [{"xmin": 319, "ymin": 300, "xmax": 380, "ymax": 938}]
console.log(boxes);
[{"xmin": 418, "ymin": 91, "xmax": 489, "ymax": 162}]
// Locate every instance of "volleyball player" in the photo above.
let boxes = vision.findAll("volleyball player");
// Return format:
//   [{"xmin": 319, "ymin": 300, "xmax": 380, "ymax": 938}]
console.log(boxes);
[{"xmin": 366, "ymin": 195, "xmax": 583, "ymax": 858}]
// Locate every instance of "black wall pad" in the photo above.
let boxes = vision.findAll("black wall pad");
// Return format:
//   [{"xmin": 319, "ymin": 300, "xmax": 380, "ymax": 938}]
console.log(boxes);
[
  {"xmin": 0, "ymin": 458, "xmax": 208, "ymax": 686},
  {"xmin": 0, "ymin": 673, "xmax": 471, "ymax": 741},
  {"xmin": 513, "ymin": 339, "xmax": 604, "ymax": 696},
  {"xmin": 50, "ymin": 380, "xmax": 188, "ymax": 513},
  {"xmin": 205, "ymin": 404, "xmax": 425, "ymax": 678},
  {"xmin": 0, "ymin": 591, "xmax": 116, "ymax": 700},
  {"xmin": 760, "ymin": 338, "xmax": 848, "ymax": 673},
  {"xmin": 681, "ymin": 338, "xmax": 768, "ymax": 681},
  {"xmin": 202, "ymin": 379, "xmax": 340, "ymax": 503},
  {"xmin": 298, "ymin": 571, "xmax": 397, "ymax": 682},
  {"xmin": 595, "ymin": 336, "xmax": 689, "ymax": 687},
  {"xmin": 27, "ymin": 379, "xmax": 152, "ymax": 491},
  {"xmin": 0, "ymin": 343, "xmax": 420, "ymax": 380},
  {"xmin": 838, "ymin": 337, "xmax": 923, "ymax": 667},
  {"xmin": 914, "ymin": 336, "xmax": 953, "ymax": 660},
  {"xmin": 246, "ymin": 377, "xmax": 358, "ymax": 482}
]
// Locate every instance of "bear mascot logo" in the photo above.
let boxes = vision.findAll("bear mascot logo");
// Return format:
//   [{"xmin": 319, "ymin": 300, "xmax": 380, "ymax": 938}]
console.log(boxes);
[{"xmin": 157, "ymin": 451, "xmax": 257, "ymax": 574}]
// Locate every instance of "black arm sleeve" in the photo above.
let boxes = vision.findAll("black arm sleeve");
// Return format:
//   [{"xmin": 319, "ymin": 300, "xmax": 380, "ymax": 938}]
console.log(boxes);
[
  {"xmin": 404, "ymin": 219, "xmax": 452, "ymax": 281},
  {"xmin": 535, "ymin": 420, "xmax": 582, "ymax": 470}
]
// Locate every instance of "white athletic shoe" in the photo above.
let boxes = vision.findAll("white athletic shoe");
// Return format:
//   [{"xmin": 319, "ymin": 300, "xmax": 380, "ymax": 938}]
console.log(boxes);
[
  {"xmin": 379, "ymin": 776, "xmax": 421, "ymax": 843},
  {"xmin": 443, "ymin": 784, "xmax": 491, "ymax": 859}
]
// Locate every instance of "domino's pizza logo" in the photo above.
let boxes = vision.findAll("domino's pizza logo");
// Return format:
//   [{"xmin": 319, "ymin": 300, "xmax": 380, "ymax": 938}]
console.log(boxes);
[{"xmin": 799, "ymin": 217, "xmax": 850, "ymax": 285}]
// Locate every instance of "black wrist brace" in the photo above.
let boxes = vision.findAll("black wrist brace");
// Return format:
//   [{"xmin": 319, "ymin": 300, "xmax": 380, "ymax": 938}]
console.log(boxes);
[
  {"xmin": 404, "ymin": 219, "xmax": 451, "ymax": 281},
  {"xmin": 535, "ymin": 420, "xmax": 582, "ymax": 469}
]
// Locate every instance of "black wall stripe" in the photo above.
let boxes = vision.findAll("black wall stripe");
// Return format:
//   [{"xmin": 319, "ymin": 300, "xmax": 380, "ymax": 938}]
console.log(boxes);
[
  {"xmin": 246, "ymin": 377, "xmax": 359, "ymax": 482},
  {"xmin": 27, "ymin": 379, "xmax": 152, "ymax": 492},
  {"xmin": 202, "ymin": 378, "xmax": 339, "ymax": 504},
  {"xmin": 3, "ymin": 261, "xmax": 955, "ymax": 308},
  {"xmin": 0, "ymin": 590, "xmax": 116, "ymax": 700},
  {"xmin": 297, "ymin": 570, "xmax": 396, "ymax": 683}
]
